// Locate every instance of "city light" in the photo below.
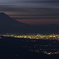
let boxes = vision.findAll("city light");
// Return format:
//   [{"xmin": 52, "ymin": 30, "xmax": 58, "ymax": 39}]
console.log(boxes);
[{"xmin": 1, "ymin": 34, "xmax": 59, "ymax": 40}]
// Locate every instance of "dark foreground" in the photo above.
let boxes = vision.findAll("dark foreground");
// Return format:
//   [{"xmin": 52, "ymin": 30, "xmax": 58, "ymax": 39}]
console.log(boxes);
[{"xmin": 0, "ymin": 36, "xmax": 59, "ymax": 59}]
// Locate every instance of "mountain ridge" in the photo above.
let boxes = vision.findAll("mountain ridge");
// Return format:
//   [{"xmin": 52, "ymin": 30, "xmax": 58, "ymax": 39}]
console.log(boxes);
[
  {"xmin": 0, "ymin": 13, "xmax": 59, "ymax": 34},
  {"xmin": 0, "ymin": 13, "xmax": 29, "ymax": 26}
]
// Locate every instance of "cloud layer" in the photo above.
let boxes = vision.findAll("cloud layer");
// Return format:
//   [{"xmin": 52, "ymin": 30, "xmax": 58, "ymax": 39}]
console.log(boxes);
[{"xmin": 0, "ymin": 0, "xmax": 59, "ymax": 24}]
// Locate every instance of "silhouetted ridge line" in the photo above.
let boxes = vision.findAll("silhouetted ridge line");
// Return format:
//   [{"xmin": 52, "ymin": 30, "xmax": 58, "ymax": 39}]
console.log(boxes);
[
  {"xmin": 0, "ymin": 13, "xmax": 29, "ymax": 25},
  {"xmin": 0, "ymin": 13, "xmax": 59, "ymax": 34},
  {"xmin": 0, "ymin": 13, "xmax": 30, "ymax": 34}
]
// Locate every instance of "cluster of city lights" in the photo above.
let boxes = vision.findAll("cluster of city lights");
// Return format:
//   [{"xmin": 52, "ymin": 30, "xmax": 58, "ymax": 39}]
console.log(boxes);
[{"xmin": 1, "ymin": 34, "xmax": 59, "ymax": 40}]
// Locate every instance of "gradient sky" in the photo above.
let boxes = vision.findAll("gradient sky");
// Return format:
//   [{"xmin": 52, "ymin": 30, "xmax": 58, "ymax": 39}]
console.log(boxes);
[{"xmin": 0, "ymin": 0, "xmax": 59, "ymax": 25}]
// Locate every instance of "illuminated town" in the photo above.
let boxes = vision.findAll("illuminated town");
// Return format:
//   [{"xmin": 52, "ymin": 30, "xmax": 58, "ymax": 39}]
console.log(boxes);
[
  {"xmin": 1, "ymin": 34, "xmax": 59, "ymax": 55},
  {"xmin": 2, "ymin": 34, "xmax": 59, "ymax": 40}
]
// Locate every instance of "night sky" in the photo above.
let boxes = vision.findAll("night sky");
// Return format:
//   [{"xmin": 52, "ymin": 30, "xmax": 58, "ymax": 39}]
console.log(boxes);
[{"xmin": 0, "ymin": 0, "xmax": 59, "ymax": 25}]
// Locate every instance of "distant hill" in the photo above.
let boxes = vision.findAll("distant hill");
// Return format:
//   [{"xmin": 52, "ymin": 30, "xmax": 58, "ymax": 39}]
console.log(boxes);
[
  {"xmin": 0, "ymin": 13, "xmax": 28, "ymax": 26},
  {"xmin": 0, "ymin": 13, "xmax": 59, "ymax": 34},
  {"xmin": 31, "ymin": 24, "xmax": 59, "ymax": 34},
  {"xmin": 0, "ymin": 13, "xmax": 30, "ymax": 34}
]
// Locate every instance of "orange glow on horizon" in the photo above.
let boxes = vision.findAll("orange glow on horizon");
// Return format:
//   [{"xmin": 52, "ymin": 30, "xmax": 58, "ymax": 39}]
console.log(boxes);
[
  {"xmin": 16, "ymin": 19, "xmax": 59, "ymax": 25},
  {"xmin": 11, "ymin": 16, "xmax": 59, "ymax": 18}
]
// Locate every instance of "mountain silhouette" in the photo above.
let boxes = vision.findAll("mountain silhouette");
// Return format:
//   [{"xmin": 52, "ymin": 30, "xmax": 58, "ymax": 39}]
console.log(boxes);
[
  {"xmin": 0, "ymin": 13, "xmax": 59, "ymax": 34},
  {"xmin": 0, "ymin": 13, "xmax": 28, "ymax": 26},
  {"xmin": 0, "ymin": 13, "xmax": 30, "ymax": 34}
]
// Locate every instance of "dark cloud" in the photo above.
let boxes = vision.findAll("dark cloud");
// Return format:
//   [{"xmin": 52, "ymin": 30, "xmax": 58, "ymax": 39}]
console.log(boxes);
[{"xmin": 0, "ymin": 5, "xmax": 59, "ymax": 20}]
